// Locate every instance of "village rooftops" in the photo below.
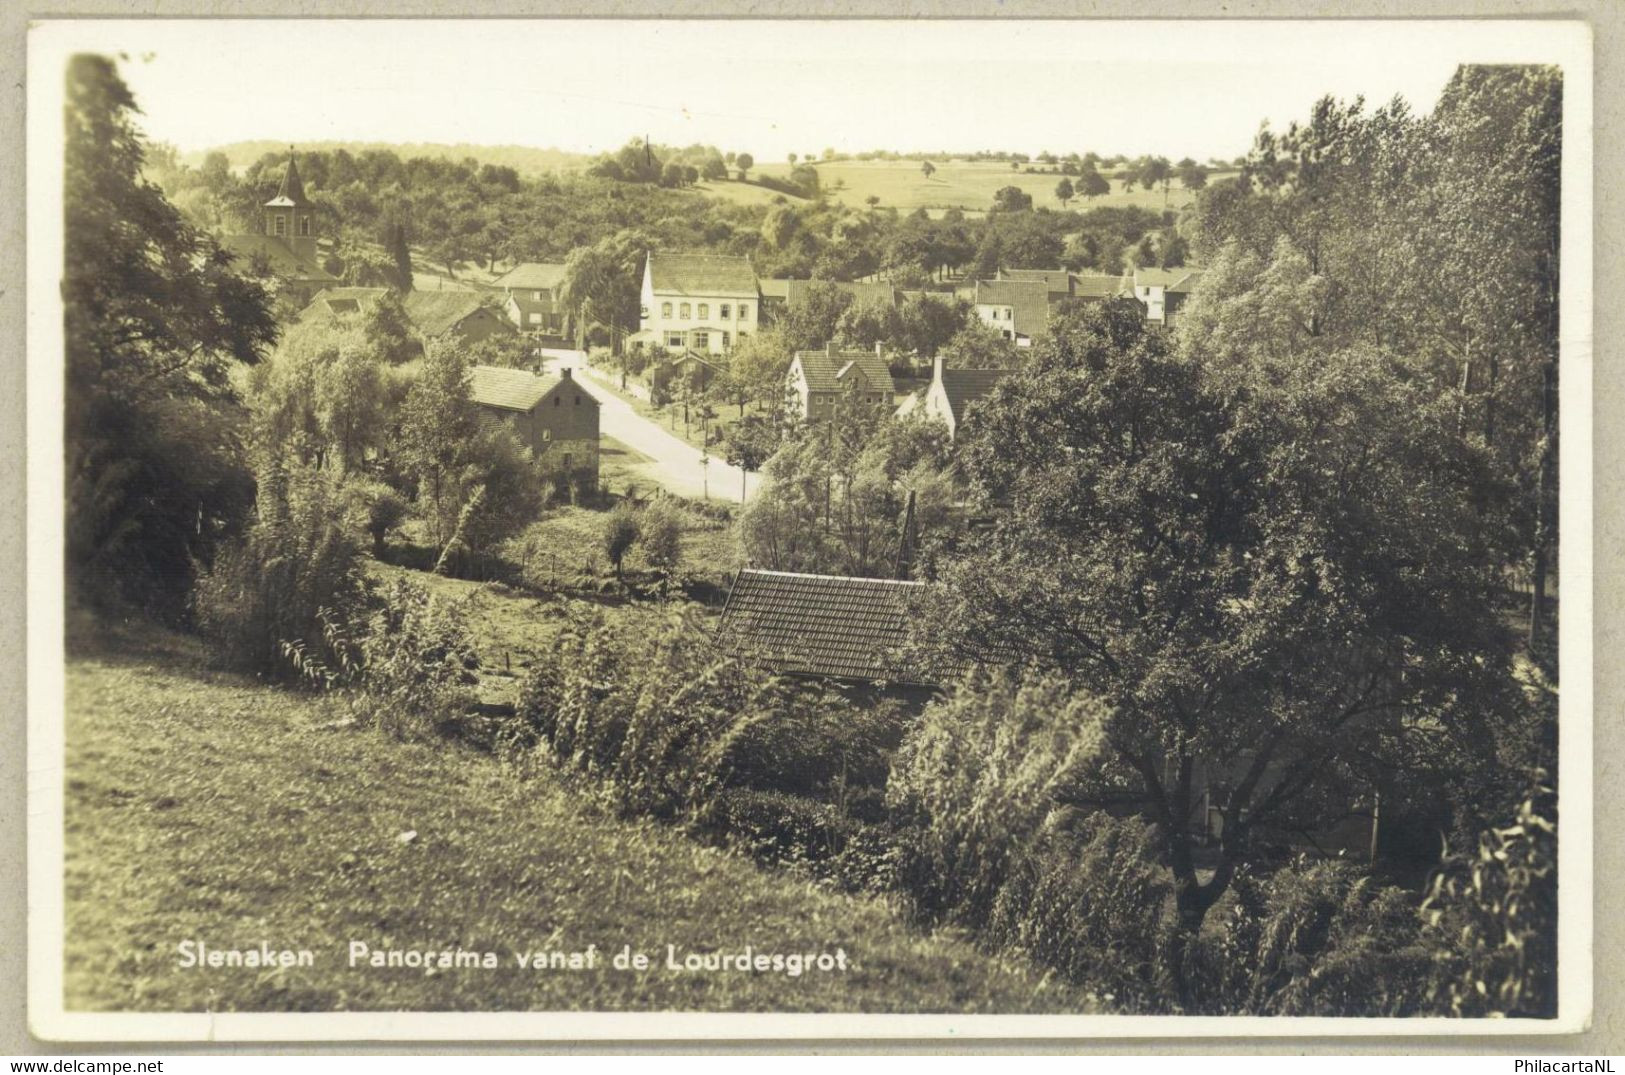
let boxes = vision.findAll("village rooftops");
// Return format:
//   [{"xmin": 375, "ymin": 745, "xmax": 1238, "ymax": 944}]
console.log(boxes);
[
  {"xmin": 973, "ymin": 278, "xmax": 1052, "ymax": 337},
  {"xmin": 469, "ymin": 365, "xmax": 593, "ymax": 412},
  {"xmin": 494, "ymin": 262, "xmax": 568, "ymax": 292},
  {"xmin": 218, "ymin": 233, "xmax": 336, "ymax": 282},
  {"xmin": 1071, "ymin": 272, "xmax": 1128, "ymax": 299},
  {"xmin": 1132, "ymin": 267, "xmax": 1205, "ymax": 293},
  {"xmin": 997, "ymin": 267, "xmax": 1073, "ymax": 298},
  {"xmin": 647, "ymin": 253, "xmax": 759, "ymax": 296},
  {"xmin": 785, "ymin": 278, "xmax": 898, "ymax": 310},
  {"xmin": 793, "ymin": 345, "xmax": 897, "ymax": 395},
  {"xmin": 402, "ymin": 291, "xmax": 494, "ymax": 338},
  {"xmin": 297, "ymin": 287, "xmax": 388, "ymax": 322},
  {"xmin": 938, "ymin": 364, "xmax": 1012, "ymax": 426},
  {"xmin": 716, "ymin": 569, "xmax": 960, "ymax": 686}
]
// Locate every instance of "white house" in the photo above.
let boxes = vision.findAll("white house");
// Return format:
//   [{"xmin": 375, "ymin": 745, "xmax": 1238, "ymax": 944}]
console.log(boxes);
[
  {"xmin": 1127, "ymin": 267, "xmax": 1205, "ymax": 329},
  {"xmin": 493, "ymin": 262, "xmax": 570, "ymax": 341},
  {"xmin": 971, "ymin": 279, "xmax": 1051, "ymax": 347},
  {"xmin": 896, "ymin": 355, "xmax": 1012, "ymax": 441},
  {"xmin": 638, "ymin": 253, "xmax": 760, "ymax": 356}
]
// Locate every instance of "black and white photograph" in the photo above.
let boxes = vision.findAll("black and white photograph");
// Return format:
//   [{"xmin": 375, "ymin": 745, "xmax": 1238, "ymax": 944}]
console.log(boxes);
[{"xmin": 22, "ymin": 15, "xmax": 1593, "ymax": 1041}]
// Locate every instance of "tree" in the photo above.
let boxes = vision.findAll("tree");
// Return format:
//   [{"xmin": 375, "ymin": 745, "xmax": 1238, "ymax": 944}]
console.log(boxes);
[
  {"xmin": 388, "ymin": 221, "xmax": 415, "ymax": 292},
  {"xmin": 788, "ymin": 152, "xmax": 799, "ymax": 166},
  {"xmin": 723, "ymin": 414, "xmax": 780, "ymax": 501},
  {"xmin": 559, "ymin": 237, "xmax": 640, "ymax": 351},
  {"xmin": 779, "ymin": 280, "xmax": 855, "ymax": 351},
  {"xmin": 64, "ymin": 54, "xmax": 277, "ymax": 614},
  {"xmin": 639, "ymin": 498, "xmax": 685, "ymax": 583},
  {"xmin": 1176, "ymin": 157, "xmax": 1209, "ymax": 192},
  {"xmin": 991, "ymin": 185, "xmax": 1032, "ymax": 213},
  {"xmin": 728, "ymin": 328, "xmax": 794, "ymax": 412},
  {"xmin": 661, "ymin": 161, "xmax": 686, "ymax": 188},
  {"xmin": 1133, "ymin": 234, "xmax": 1158, "ymax": 268},
  {"xmin": 1054, "ymin": 177, "xmax": 1075, "ymax": 207},
  {"xmin": 898, "ymin": 293, "xmax": 971, "ymax": 358},
  {"xmin": 735, "ymin": 152, "xmax": 755, "ymax": 180},
  {"xmin": 918, "ymin": 303, "xmax": 1520, "ymax": 994},
  {"xmin": 1078, "ymin": 164, "xmax": 1112, "ymax": 201},
  {"xmin": 702, "ymin": 157, "xmax": 728, "ymax": 182},
  {"xmin": 921, "ymin": 160, "xmax": 937, "ymax": 181},
  {"xmin": 602, "ymin": 502, "xmax": 641, "ymax": 578},
  {"xmin": 1137, "ymin": 155, "xmax": 1173, "ymax": 208},
  {"xmin": 397, "ymin": 341, "xmax": 478, "ymax": 547}
]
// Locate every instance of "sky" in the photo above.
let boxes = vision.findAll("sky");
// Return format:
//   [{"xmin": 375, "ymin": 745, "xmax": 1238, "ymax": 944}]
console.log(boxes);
[{"xmin": 31, "ymin": 19, "xmax": 1581, "ymax": 164}]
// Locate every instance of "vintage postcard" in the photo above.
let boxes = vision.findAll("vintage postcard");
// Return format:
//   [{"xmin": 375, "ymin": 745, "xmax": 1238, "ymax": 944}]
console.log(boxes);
[{"xmin": 25, "ymin": 16, "xmax": 1594, "ymax": 1041}]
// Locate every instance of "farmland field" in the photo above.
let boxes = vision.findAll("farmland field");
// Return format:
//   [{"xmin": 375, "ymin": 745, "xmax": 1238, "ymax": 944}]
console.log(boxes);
[{"xmin": 753, "ymin": 158, "xmax": 1235, "ymax": 215}]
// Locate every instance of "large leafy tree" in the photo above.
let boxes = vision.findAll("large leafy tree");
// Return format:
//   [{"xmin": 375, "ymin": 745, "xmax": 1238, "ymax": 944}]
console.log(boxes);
[
  {"xmin": 918, "ymin": 304, "xmax": 1523, "ymax": 988},
  {"xmin": 64, "ymin": 54, "xmax": 277, "ymax": 614}
]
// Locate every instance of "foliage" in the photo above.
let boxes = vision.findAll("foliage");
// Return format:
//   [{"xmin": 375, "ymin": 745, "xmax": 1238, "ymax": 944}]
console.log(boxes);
[
  {"xmin": 1419, "ymin": 774, "xmax": 1557, "ymax": 1017},
  {"xmin": 991, "ymin": 185, "xmax": 1033, "ymax": 213},
  {"xmin": 638, "ymin": 497, "xmax": 685, "ymax": 581},
  {"xmin": 601, "ymin": 501, "xmax": 641, "ymax": 578},
  {"xmin": 65, "ymin": 54, "xmax": 276, "ymax": 615},
  {"xmin": 355, "ymin": 480, "xmax": 410, "ymax": 557},
  {"xmin": 249, "ymin": 319, "xmax": 387, "ymax": 473},
  {"xmin": 193, "ymin": 463, "xmax": 367, "ymax": 677},
  {"xmin": 918, "ymin": 300, "xmax": 1522, "ymax": 949}
]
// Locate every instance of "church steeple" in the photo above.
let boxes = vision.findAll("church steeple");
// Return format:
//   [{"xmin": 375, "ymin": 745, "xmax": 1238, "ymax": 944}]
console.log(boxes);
[{"xmin": 264, "ymin": 147, "xmax": 316, "ymax": 262}]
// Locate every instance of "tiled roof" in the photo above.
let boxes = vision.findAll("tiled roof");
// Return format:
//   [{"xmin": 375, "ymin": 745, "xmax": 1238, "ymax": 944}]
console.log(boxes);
[
  {"xmin": 218, "ymin": 234, "xmax": 336, "ymax": 281},
  {"xmin": 717, "ymin": 569, "xmax": 951, "ymax": 685},
  {"xmin": 298, "ymin": 287, "xmax": 388, "ymax": 322},
  {"xmin": 403, "ymin": 291, "xmax": 496, "ymax": 337},
  {"xmin": 973, "ymin": 278, "xmax": 1052, "ymax": 338},
  {"xmin": 756, "ymin": 277, "xmax": 793, "ymax": 300},
  {"xmin": 495, "ymin": 262, "xmax": 568, "ymax": 291},
  {"xmin": 794, "ymin": 348, "xmax": 897, "ymax": 395},
  {"xmin": 999, "ymin": 268, "xmax": 1073, "ymax": 297},
  {"xmin": 785, "ymin": 279, "xmax": 898, "ymax": 310},
  {"xmin": 648, "ymin": 253, "xmax": 759, "ymax": 296},
  {"xmin": 940, "ymin": 367, "xmax": 1012, "ymax": 425},
  {"xmin": 468, "ymin": 365, "xmax": 597, "ymax": 412},
  {"xmin": 1071, "ymin": 273, "xmax": 1127, "ymax": 299},
  {"xmin": 1133, "ymin": 267, "xmax": 1204, "ymax": 293}
]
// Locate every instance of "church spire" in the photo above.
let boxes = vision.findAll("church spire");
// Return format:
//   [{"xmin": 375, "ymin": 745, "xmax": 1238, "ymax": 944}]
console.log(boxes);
[{"xmin": 269, "ymin": 147, "xmax": 310, "ymax": 208}]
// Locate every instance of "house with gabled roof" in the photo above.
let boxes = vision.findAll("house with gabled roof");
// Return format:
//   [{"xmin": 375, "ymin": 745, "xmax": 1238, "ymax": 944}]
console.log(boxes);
[
  {"xmin": 895, "ymin": 355, "xmax": 1013, "ymax": 441},
  {"xmin": 997, "ymin": 267, "xmax": 1074, "ymax": 303},
  {"xmin": 468, "ymin": 364, "xmax": 599, "ymax": 492},
  {"xmin": 296, "ymin": 286, "xmax": 389, "ymax": 325},
  {"xmin": 637, "ymin": 252, "xmax": 760, "ymax": 356},
  {"xmin": 715, "ymin": 569, "xmax": 962, "ymax": 688},
  {"xmin": 493, "ymin": 262, "xmax": 571, "ymax": 341},
  {"xmin": 971, "ymin": 278, "xmax": 1051, "ymax": 347},
  {"xmin": 402, "ymin": 291, "xmax": 515, "ymax": 347},
  {"xmin": 217, "ymin": 152, "xmax": 338, "ymax": 306},
  {"xmin": 786, "ymin": 343, "xmax": 899, "ymax": 422},
  {"xmin": 1128, "ymin": 267, "xmax": 1205, "ymax": 329}
]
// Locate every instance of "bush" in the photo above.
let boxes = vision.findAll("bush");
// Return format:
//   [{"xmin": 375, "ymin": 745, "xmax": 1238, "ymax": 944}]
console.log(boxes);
[
  {"xmin": 985, "ymin": 818, "xmax": 1174, "ymax": 1011},
  {"xmin": 1189, "ymin": 857, "xmax": 1436, "ymax": 1016},
  {"xmin": 887, "ymin": 668, "xmax": 1109, "ymax": 925},
  {"xmin": 194, "ymin": 464, "xmax": 366, "ymax": 677}
]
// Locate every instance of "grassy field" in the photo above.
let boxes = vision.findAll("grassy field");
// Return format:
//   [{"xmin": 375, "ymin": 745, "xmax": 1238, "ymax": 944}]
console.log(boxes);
[
  {"xmin": 63, "ymin": 619, "xmax": 1091, "ymax": 1013},
  {"xmin": 754, "ymin": 158, "xmax": 1234, "ymax": 215}
]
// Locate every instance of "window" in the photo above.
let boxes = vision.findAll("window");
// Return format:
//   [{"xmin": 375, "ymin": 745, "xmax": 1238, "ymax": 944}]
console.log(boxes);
[
  {"xmin": 273, "ymin": 214, "xmax": 287, "ymax": 237},
  {"xmin": 693, "ymin": 331, "xmax": 709, "ymax": 351},
  {"xmin": 722, "ymin": 331, "xmax": 731, "ymax": 350},
  {"xmin": 720, "ymin": 303, "xmax": 731, "ymax": 319},
  {"xmin": 528, "ymin": 313, "xmax": 541, "ymax": 325},
  {"xmin": 680, "ymin": 303, "xmax": 691, "ymax": 318},
  {"xmin": 662, "ymin": 302, "xmax": 672, "ymax": 318},
  {"xmin": 298, "ymin": 216, "xmax": 311, "ymax": 237},
  {"xmin": 667, "ymin": 331, "xmax": 685, "ymax": 348},
  {"xmin": 555, "ymin": 396, "xmax": 561, "ymax": 407},
  {"xmin": 535, "ymin": 290, "xmax": 544, "ymax": 301},
  {"xmin": 698, "ymin": 303, "xmax": 709, "ymax": 319},
  {"xmin": 739, "ymin": 303, "xmax": 750, "ymax": 320},
  {"xmin": 574, "ymin": 395, "xmax": 581, "ymax": 406},
  {"xmin": 542, "ymin": 429, "xmax": 552, "ymax": 441}
]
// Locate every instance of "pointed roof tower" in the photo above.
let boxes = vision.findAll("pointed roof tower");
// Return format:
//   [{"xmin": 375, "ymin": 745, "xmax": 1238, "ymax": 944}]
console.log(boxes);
[{"xmin": 264, "ymin": 147, "xmax": 311, "ymax": 208}]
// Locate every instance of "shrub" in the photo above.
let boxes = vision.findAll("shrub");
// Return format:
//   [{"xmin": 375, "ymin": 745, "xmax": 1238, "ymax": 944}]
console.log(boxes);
[
  {"xmin": 1418, "ymin": 774, "xmax": 1557, "ymax": 1017},
  {"xmin": 886, "ymin": 668, "xmax": 1109, "ymax": 925},
  {"xmin": 985, "ymin": 817, "xmax": 1174, "ymax": 1011},
  {"xmin": 601, "ymin": 502, "xmax": 640, "ymax": 578},
  {"xmin": 1190, "ymin": 857, "xmax": 1436, "ymax": 1016},
  {"xmin": 194, "ymin": 464, "xmax": 366, "ymax": 677},
  {"xmin": 353, "ymin": 480, "xmax": 409, "ymax": 557},
  {"xmin": 639, "ymin": 497, "xmax": 684, "ymax": 582}
]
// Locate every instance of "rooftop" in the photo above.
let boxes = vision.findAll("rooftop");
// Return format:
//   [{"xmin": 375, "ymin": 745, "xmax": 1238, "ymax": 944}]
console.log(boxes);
[
  {"xmin": 1133, "ymin": 267, "xmax": 1205, "ymax": 293},
  {"xmin": 716, "ymin": 569, "xmax": 954, "ymax": 685},
  {"xmin": 495, "ymin": 262, "xmax": 568, "ymax": 292},
  {"xmin": 402, "ymin": 290, "xmax": 495, "ymax": 337},
  {"xmin": 468, "ymin": 365, "xmax": 595, "ymax": 412},
  {"xmin": 939, "ymin": 366, "xmax": 1013, "ymax": 425},
  {"xmin": 217, "ymin": 233, "xmax": 336, "ymax": 281},
  {"xmin": 647, "ymin": 253, "xmax": 759, "ymax": 296},
  {"xmin": 793, "ymin": 347, "xmax": 897, "ymax": 395}
]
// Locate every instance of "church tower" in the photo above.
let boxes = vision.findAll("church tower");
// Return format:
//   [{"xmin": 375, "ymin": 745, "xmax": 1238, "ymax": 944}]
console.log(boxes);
[{"xmin": 263, "ymin": 149, "xmax": 316, "ymax": 263}]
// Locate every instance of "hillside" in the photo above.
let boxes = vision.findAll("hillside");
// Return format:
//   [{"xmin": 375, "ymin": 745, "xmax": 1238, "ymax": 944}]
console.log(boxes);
[
  {"xmin": 184, "ymin": 140, "xmax": 593, "ymax": 176},
  {"xmin": 756, "ymin": 158, "xmax": 1236, "ymax": 214},
  {"xmin": 62, "ymin": 617, "xmax": 1091, "ymax": 1014}
]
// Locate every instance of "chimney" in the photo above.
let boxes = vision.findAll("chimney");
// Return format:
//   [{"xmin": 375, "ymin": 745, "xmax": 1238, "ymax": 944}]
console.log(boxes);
[
  {"xmin": 933, "ymin": 354, "xmax": 945, "ymax": 384},
  {"xmin": 875, "ymin": 340, "xmax": 883, "ymax": 357},
  {"xmin": 560, "ymin": 367, "xmax": 572, "ymax": 380}
]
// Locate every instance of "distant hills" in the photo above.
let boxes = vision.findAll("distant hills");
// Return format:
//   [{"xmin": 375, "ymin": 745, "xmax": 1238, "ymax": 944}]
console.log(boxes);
[{"xmin": 180, "ymin": 141, "xmax": 594, "ymax": 176}]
